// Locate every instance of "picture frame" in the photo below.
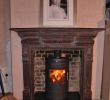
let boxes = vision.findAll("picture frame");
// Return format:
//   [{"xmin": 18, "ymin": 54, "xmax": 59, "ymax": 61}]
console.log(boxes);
[{"xmin": 43, "ymin": 0, "xmax": 74, "ymax": 27}]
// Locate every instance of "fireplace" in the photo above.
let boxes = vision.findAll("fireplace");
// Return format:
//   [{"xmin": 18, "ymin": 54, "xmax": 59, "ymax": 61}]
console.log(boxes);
[
  {"xmin": 11, "ymin": 28, "xmax": 104, "ymax": 100},
  {"xmin": 33, "ymin": 49, "xmax": 81, "ymax": 100}
]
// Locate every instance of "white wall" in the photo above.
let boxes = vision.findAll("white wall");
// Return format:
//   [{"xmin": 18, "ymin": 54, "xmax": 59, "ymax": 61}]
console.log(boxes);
[
  {"xmin": 10, "ymin": 0, "xmax": 105, "ymax": 100},
  {"xmin": 10, "ymin": 0, "xmax": 105, "ymax": 28},
  {"xmin": 10, "ymin": 0, "xmax": 40, "ymax": 28},
  {"xmin": 92, "ymin": 32, "xmax": 104, "ymax": 99},
  {"xmin": 0, "ymin": 0, "xmax": 13, "ymax": 93},
  {"xmin": 77, "ymin": 0, "xmax": 105, "ymax": 28},
  {"xmin": 11, "ymin": 32, "xmax": 23, "ymax": 100}
]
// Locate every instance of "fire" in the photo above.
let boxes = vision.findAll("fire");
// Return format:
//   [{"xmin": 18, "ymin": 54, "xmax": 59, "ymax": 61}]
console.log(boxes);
[{"xmin": 49, "ymin": 70, "xmax": 65, "ymax": 84}]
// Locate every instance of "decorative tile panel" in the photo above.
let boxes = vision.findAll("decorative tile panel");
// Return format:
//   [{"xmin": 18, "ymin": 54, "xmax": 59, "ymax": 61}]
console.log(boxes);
[
  {"xmin": 34, "ymin": 55, "xmax": 45, "ymax": 92},
  {"xmin": 69, "ymin": 56, "xmax": 81, "ymax": 92}
]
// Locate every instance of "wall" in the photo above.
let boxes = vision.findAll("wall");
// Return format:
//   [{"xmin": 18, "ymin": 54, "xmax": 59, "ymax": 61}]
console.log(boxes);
[
  {"xmin": 0, "ymin": 0, "xmax": 13, "ymax": 93},
  {"xmin": 10, "ymin": 0, "xmax": 105, "ymax": 100},
  {"xmin": 0, "ymin": 0, "xmax": 5, "ymax": 68},
  {"xmin": 92, "ymin": 32, "xmax": 104, "ymax": 100},
  {"xmin": 77, "ymin": 0, "xmax": 105, "ymax": 27},
  {"xmin": 10, "ymin": 0, "xmax": 105, "ymax": 28},
  {"xmin": 10, "ymin": 0, "xmax": 40, "ymax": 28},
  {"xmin": 102, "ymin": 23, "xmax": 110, "ymax": 100},
  {"xmin": 11, "ymin": 32, "xmax": 23, "ymax": 100}
]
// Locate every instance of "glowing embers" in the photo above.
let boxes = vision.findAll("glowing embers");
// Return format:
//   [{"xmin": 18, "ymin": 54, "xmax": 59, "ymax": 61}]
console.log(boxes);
[{"xmin": 49, "ymin": 70, "xmax": 66, "ymax": 84}]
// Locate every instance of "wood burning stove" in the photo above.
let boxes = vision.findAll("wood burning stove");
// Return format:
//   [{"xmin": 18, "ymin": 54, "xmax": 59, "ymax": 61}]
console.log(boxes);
[{"xmin": 45, "ymin": 51, "xmax": 69, "ymax": 100}]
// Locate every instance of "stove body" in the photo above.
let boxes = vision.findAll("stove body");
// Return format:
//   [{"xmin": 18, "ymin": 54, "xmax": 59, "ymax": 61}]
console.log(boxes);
[{"xmin": 45, "ymin": 54, "xmax": 69, "ymax": 100}]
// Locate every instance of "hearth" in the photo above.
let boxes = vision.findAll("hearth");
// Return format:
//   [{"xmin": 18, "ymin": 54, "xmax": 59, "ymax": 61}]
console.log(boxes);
[{"xmin": 11, "ymin": 28, "xmax": 104, "ymax": 100}]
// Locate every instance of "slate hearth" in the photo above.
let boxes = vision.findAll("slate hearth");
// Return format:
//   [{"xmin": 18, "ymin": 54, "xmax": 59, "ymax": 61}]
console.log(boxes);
[
  {"xmin": 11, "ymin": 28, "xmax": 104, "ymax": 100},
  {"xmin": 34, "ymin": 92, "xmax": 80, "ymax": 100}
]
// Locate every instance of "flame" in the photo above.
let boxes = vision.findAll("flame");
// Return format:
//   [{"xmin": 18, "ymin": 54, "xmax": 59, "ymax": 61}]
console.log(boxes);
[{"xmin": 49, "ymin": 70, "xmax": 65, "ymax": 84}]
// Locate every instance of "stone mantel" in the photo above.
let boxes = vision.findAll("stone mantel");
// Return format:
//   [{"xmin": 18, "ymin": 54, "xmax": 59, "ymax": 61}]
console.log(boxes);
[
  {"xmin": 11, "ymin": 28, "xmax": 104, "ymax": 36},
  {"xmin": 11, "ymin": 28, "xmax": 104, "ymax": 48}
]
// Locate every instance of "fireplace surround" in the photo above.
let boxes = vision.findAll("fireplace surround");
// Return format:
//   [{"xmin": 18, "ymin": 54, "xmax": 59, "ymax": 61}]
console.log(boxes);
[{"xmin": 11, "ymin": 28, "xmax": 104, "ymax": 100}]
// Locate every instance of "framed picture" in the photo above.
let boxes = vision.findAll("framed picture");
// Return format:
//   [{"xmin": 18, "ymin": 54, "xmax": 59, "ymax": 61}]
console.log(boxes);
[{"xmin": 43, "ymin": 0, "xmax": 73, "ymax": 27}]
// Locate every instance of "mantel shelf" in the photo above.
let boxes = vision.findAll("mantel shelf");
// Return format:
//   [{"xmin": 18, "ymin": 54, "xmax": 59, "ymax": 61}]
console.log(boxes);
[
  {"xmin": 10, "ymin": 27, "xmax": 105, "ymax": 48},
  {"xmin": 11, "ymin": 27, "xmax": 105, "ymax": 33},
  {"xmin": 11, "ymin": 28, "xmax": 105, "ymax": 39}
]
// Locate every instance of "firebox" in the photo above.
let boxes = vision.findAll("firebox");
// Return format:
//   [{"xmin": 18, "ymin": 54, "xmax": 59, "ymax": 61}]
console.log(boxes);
[
  {"xmin": 33, "ymin": 49, "xmax": 81, "ymax": 100},
  {"xmin": 45, "ymin": 51, "xmax": 69, "ymax": 100}
]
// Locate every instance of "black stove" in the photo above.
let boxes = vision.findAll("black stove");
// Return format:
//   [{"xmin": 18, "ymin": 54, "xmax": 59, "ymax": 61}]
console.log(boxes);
[{"xmin": 45, "ymin": 51, "xmax": 69, "ymax": 100}]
